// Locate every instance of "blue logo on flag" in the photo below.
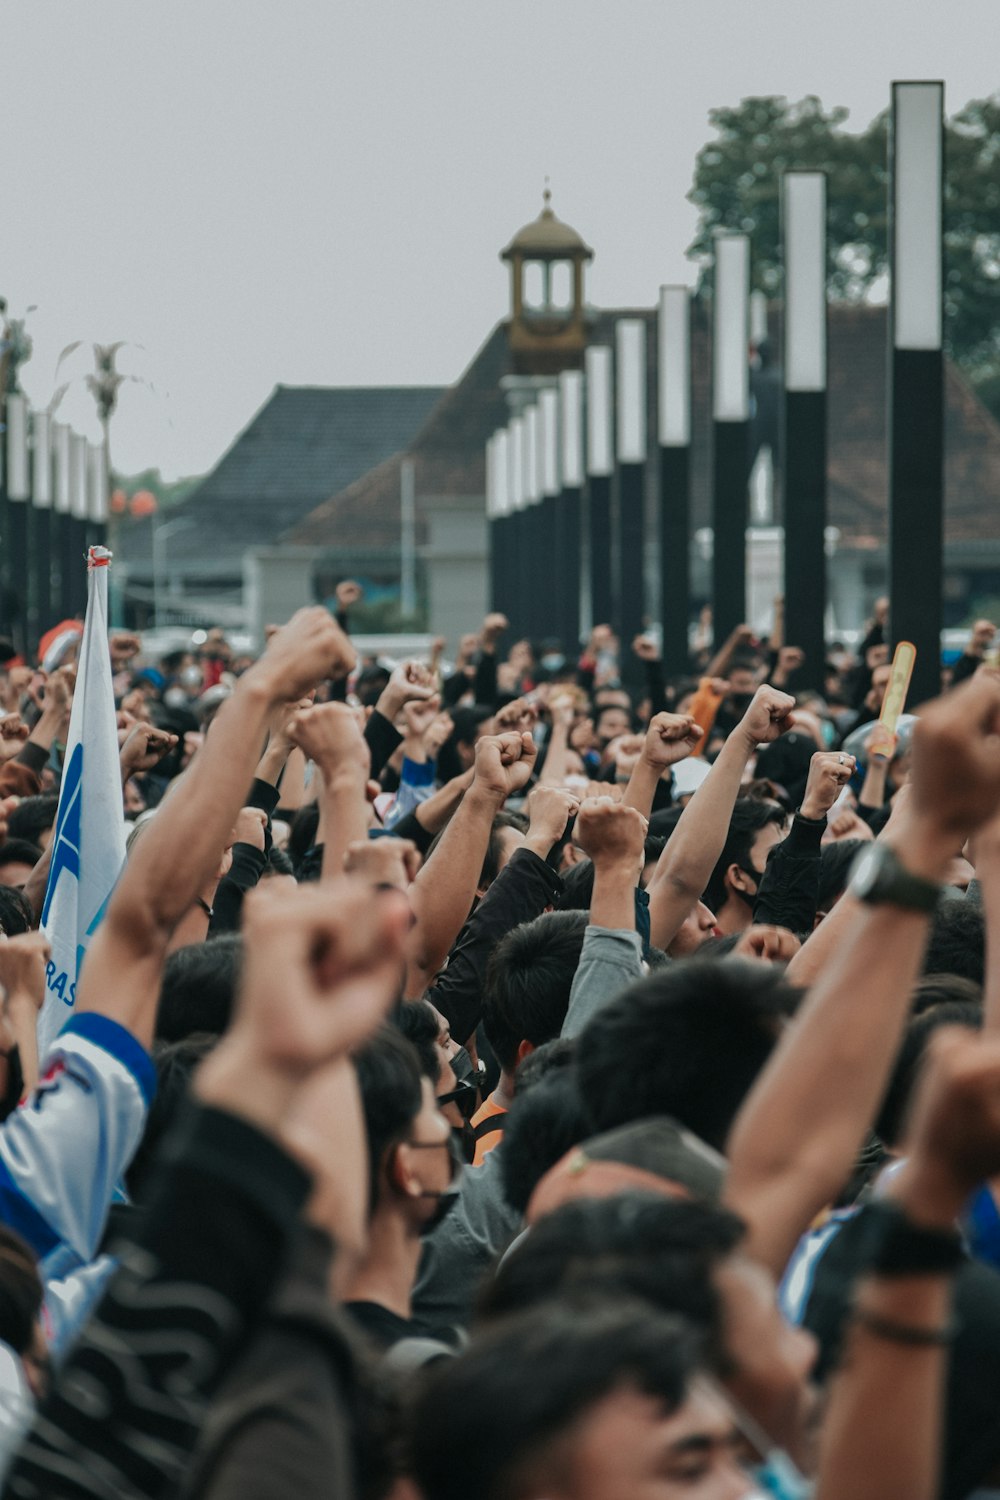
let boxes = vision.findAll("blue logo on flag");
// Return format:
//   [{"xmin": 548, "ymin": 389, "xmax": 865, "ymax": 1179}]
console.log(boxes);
[{"xmin": 41, "ymin": 743, "xmax": 83, "ymax": 928}]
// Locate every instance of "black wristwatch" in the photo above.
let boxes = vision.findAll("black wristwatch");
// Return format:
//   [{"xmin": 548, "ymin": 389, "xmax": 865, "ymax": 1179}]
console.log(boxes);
[{"xmin": 848, "ymin": 843, "xmax": 941, "ymax": 912}]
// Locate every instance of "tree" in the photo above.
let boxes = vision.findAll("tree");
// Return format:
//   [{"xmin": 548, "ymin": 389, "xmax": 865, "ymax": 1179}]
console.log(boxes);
[{"xmin": 687, "ymin": 94, "xmax": 1000, "ymax": 415}]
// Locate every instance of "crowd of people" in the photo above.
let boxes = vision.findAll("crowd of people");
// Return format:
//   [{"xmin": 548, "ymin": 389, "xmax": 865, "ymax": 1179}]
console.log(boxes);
[{"xmin": 0, "ymin": 586, "xmax": 997, "ymax": 1497}]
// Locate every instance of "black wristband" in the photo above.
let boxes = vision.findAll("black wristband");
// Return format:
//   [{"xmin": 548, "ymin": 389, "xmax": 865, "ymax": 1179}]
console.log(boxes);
[
  {"xmin": 866, "ymin": 1202, "xmax": 964, "ymax": 1277},
  {"xmin": 195, "ymin": 896, "xmax": 215, "ymax": 920}
]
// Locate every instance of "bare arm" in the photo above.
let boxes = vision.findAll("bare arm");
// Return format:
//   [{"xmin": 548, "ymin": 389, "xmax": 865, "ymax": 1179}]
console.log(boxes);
[
  {"xmin": 726, "ymin": 676, "xmax": 1000, "ymax": 1278},
  {"xmin": 290, "ymin": 704, "xmax": 372, "ymax": 884},
  {"xmin": 706, "ymin": 623, "xmax": 754, "ymax": 681},
  {"xmin": 77, "ymin": 610, "xmax": 354, "ymax": 1050},
  {"xmin": 622, "ymin": 712, "xmax": 701, "ymax": 819},
  {"xmin": 647, "ymin": 687, "xmax": 794, "ymax": 951},
  {"xmin": 818, "ymin": 1032, "xmax": 1000, "ymax": 1500},
  {"xmin": 406, "ymin": 730, "xmax": 536, "ymax": 991}
]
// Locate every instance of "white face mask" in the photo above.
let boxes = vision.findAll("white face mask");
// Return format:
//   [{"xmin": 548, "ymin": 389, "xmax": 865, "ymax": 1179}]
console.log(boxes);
[{"xmin": 747, "ymin": 1450, "xmax": 813, "ymax": 1500}]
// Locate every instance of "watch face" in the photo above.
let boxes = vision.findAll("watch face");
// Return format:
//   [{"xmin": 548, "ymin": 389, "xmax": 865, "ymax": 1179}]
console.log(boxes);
[{"xmin": 852, "ymin": 845, "xmax": 880, "ymax": 896}]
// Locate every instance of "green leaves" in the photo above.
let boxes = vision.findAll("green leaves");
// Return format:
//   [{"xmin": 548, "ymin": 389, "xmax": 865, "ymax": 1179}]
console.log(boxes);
[{"xmin": 688, "ymin": 93, "xmax": 1000, "ymax": 415}]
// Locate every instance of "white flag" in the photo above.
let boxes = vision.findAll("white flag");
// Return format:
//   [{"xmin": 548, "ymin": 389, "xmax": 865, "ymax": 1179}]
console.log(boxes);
[{"xmin": 39, "ymin": 549, "xmax": 126, "ymax": 1055}]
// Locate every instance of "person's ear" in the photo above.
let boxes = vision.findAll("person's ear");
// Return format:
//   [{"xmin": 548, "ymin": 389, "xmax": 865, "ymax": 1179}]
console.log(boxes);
[
  {"xmin": 516, "ymin": 1039, "xmax": 535, "ymax": 1067},
  {"xmin": 561, "ymin": 843, "xmax": 584, "ymax": 870},
  {"xmin": 727, "ymin": 862, "xmax": 756, "ymax": 898},
  {"xmin": 387, "ymin": 1143, "xmax": 422, "ymax": 1200}
]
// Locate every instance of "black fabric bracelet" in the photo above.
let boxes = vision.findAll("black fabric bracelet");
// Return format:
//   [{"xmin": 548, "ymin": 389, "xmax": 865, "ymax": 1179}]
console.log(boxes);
[
  {"xmin": 866, "ymin": 1202, "xmax": 964, "ymax": 1277},
  {"xmin": 852, "ymin": 1308, "xmax": 957, "ymax": 1346}
]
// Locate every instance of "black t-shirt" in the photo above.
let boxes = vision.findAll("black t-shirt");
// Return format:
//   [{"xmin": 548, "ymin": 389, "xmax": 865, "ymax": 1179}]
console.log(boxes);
[
  {"xmin": 343, "ymin": 1299, "xmax": 452, "ymax": 1352},
  {"xmin": 801, "ymin": 1205, "xmax": 1000, "ymax": 1500}
]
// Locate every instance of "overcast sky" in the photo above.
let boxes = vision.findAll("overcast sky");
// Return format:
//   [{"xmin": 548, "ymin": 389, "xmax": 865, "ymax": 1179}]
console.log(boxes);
[{"xmin": 4, "ymin": 0, "xmax": 997, "ymax": 479}]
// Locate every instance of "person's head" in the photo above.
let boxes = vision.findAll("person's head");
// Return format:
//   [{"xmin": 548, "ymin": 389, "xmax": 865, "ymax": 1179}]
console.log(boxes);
[
  {"xmin": 7, "ymin": 795, "xmax": 58, "ymax": 852},
  {"xmin": 0, "ymin": 839, "xmax": 42, "ymax": 889},
  {"xmin": 667, "ymin": 901, "xmax": 721, "ymax": 959},
  {"xmin": 864, "ymin": 662, "xmax": 893, "ymax": 714},
  {"xmin": 408, "ymin": 1296, "xmax": 750, "ymax": 1500},
  {"xmin": 287, "ymin": 804, "xmax": 320, "ymax": 875},
  {"xmin": 594, "ymin": 703, "xmax": 632, "ymax": 747},
  {"xmin": 125, "ymin": 1033, "xmax": 217, "ymax": 1203},
  {"xmin": 354, "ymin": 1025, "xmax": 455, "ymax": 1227},
  {"xmin": 480, "ymin": 811, "xmax": 528, "ymax": 892},
  {"xmin": 478, "ymin": 1194, "xmax": 817, "ymax": 1466},
  {"xmin": 725, "ymin": 661, "xmax": 758, "ymax": 706},
  {"xmin": 816, "ymin": 839, "xmax": 867, "ymax": 921},
  {"xmin": 575, "ymin": 960, "xmax": 796, "ymax": 1152},
  {"xmin": 447, "ymin": 704, "xmax": 495, "ymax": 771},
  {"xmin": 123, "ymin": 778, "xmax": 147, "ymax": 820},
  {"xmin": 500, "ymin": 1069, "xmax": 592, "ymax": 1216},
  {"xmin": 876, "ymin": 1000, "xmax": 983, "ymax": 1151},
  {"xmin": 0, "ymin": 886, "xmax": 33, "ymax": 938},
  {"xmin": 922, "ymin": 899, "xmax": 985, "ymax": 987},
  {"xmin": 909, "ymin": 971, "xmax": 983, "ymax": 1016},
  {"xmin": 482, "ymin": 911, "xmax": 587, "ymax": 1079},
  {"xmin": 703, "ymin": 800, "xmax": 787, "ymax": 922},
  {"xmin": 155, "ymin": 935, "xmax": 242, "ymax": 1043}
]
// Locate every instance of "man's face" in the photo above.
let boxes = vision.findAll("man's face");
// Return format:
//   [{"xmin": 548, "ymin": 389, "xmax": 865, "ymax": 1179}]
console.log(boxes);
[
  {"xmin": 727, "ymin": 669, "xmax": 757, "ymax": 701},
  {"xmin": 550, "ymin": 1379, "xmax": 749, "ymax": 1500},
  {"xmin": 729, "ymin": 821, "xmax": 786, "ymax": 907},
  {"xmin": 713, "ymin": 1254, "xmax": 819, "ymax": 1471},
  {"xmin": 864, "ymin": 664, "xmax": 892, "ymax": 713},
  {"xmin": 668, "ymin": 901, "xmax": 720, "ymax": 958},
  {"xmin": 0, "ymin": 860, "xmax": 35, "ymax": 887},
  {"xmin": 596, "ymin": 707, "xmax": 631, "ymax": 746}
]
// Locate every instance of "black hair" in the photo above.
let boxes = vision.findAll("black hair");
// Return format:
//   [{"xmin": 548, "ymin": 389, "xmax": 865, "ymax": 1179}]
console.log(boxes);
[
  {"xmin": 556, "ymin": 858, "xmax": 594, "ymax": 912},
  {"xmin": 702, "ymin": 798, "xmax": 787, "ymax": 915},
  {"xmin": 594, "ymin": 701, "xmax": 634, "ymax": 731},
  {"xmin": 481, "ymin": 811, "xmax": 528, "ymax": 890},
  {"xmin": 817, "ymin": 839, "xmax": 867, "ymax": 915},
  {"xmin": 265, "ymin": 844, "xmax": 295, "ymax": 879},
  {"xmin": 478, "ymin": 1194, "xmax": 744, "ymax": 1371},
  {"xmin": 155, "ymin": 935, "xmax": 242, "ymax": 1043},
  {"xmin": 575, "ymin": 959, "xmax": 796, "ymax": 1151},
  {"xmin": 7, "ymin": 795, "xmax": 58, "ymax": 847},
  {"xmin": 0, "ymin": 838, "xmax": 43, "ymax": 876},
  {"xmin": 910, "ymin": 972, "xmax": 983, "ymax": 1017},
  {"xmin": 514, "ymin": 1036, "xmax": 576, "ymax": 1092},
  {"xmin": 0, "ymin": 886, "xmax": 34, "ymax": 937},
  {"xmin": 287, "ymin": 805, "xmax": 320, "ymax": 875},
  {"xmin": 482, "ymin": 911, "xmax": 587, "ymax": 1073},
  {"xmin": 395, "ymin": 1000, "xmax": 442, "ymax": 1086},
  {"xmin": 407, "ymin": 1296, "xmax": 701, "ymax": 1500},
  {"xmin": 876, "ymin": 1000, "xmax": 983, "ymax": 1149},
  {"xmin": 500, "ymin": 1070, "xmax": 591, "ymax": 1215},
  {"xmin": 0, "ymin": 1226, "xmax": 43, "ymax": 1358},
  {"xmin": 922, "ymin": 899, "xmax": 985, "ymax": 986},
  {"xmin": 648, "ymin": 805, "xmax": 686, "ymax": 840},
  {"xmin": 354, "ymin": 1025, "xmax": 424, "ymax": 1216},
  {"xmin": 125, "ymin": 1033, "xmax": 217, "ymax": 1202}
]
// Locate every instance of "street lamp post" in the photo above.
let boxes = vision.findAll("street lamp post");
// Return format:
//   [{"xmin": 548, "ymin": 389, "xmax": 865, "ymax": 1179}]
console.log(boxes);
[
  {"xmin": 711, "ymin": 233, "xmax": 751, "ymax": 640},
  {"xmin": 889, "ymin": 81, "xmax": 944, "ymax": 707},
  {"xmin": 153, "ymin": 517, "xmax": 196, "ymax": 628}
]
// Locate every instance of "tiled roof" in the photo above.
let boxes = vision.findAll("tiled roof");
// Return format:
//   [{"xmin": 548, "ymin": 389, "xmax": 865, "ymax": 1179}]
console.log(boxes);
[
  {"xmin": 123, "ymin": 383, "xmax": 445, "ymax": 582},
  {"xmin": 289, "ymin": 303, "xmax": 1000, "ymax": 555}
]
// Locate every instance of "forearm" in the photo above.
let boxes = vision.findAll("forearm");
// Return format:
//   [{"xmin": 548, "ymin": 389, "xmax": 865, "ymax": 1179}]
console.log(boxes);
[
  {"xmin": 726, "ymin": 819, "xmax": 952, "ymax": 1276},
  {"xmin": 648, "ymin": 730, "xmax": 751, "ymax": 948},
  {"xmin": 274, "ymin": 746, "xmax": 308, "ymax": 810},
  {"xmin": 424, "ymin": 847, "xmax": 562, "ymax": 1037},
  {"xmin": 623, "ymin": 757, "xmax": 661, "ymax": 818},
  {"xmin": 102, "ymin": 674, "xmax": 273, "ymax": 944},
  {"xmin": 539, "ymin": 723, "xmax": 569, "ymax": 786},
  {"xmin": 977, "ymin": 847, "xmax": 1000, "ymax": 1035},
  {"xmin": 365, "ymin": 706, "xmax": 404, "ymax": 779},
  {"xmin": 408, "ymin": 785, "xmax": 500, "ymax": 980},
  {"xmin": 5, "ymin": 993, "xmax": 40, "ymax": 1098},
  {"xmin": 860, "ymin": 759, "xmax": 890, "ymax": 811},
  {"xmin": 752, "ymin": 814, "xmax": 823, "ymax": 932},
  {"xmin": 318, "ymin": 769, "xmax": 370, "ymax": 883}
]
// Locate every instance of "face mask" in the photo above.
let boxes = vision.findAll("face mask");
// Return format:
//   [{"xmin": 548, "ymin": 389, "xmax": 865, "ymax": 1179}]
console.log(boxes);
[
  {"xmin": 730, "ymin": 692, "xmax": 755, "ymax": 713},
  {"xmin": 541, "ymin": 653, "xmax": 565, "ymax": 673},
  {"xmin": 450, "ymin": 1046, "xmax": 482, "ymax": 1091},
  {"xmin": 748, "ymin": 1450, "xmax": 814, "ymax": 1500},
  {"xmin": 404, "ymin": 1135, "xmax": 464, "ymax": 1236}
]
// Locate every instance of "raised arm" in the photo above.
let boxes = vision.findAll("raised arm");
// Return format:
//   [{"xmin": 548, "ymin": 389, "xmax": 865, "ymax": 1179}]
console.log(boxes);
[
  {"xmin": 817, "ymin": 1031, "xmax": 1000, "ymax": 1500},
  {"xmin": 646, "ymin": 686, "xmax": 794, "ymax": 951},
  {"xmin": 76, "ymin": 609, "xmax": 355, "ymax": 1050},
  {"xmin": 726, "ymin": 675, "xmax": 1000, "ymax": 1278},
  {"xmin": 622, "ymin": 711, "xmax": 701, "ymax": 818},
  {"xmin": 289, "ymin": 703, "xmax": 372, "ymax": 883},
  {"xmin": 406, "ymin": 730, "xmax": 536, "ymax": 995}
]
